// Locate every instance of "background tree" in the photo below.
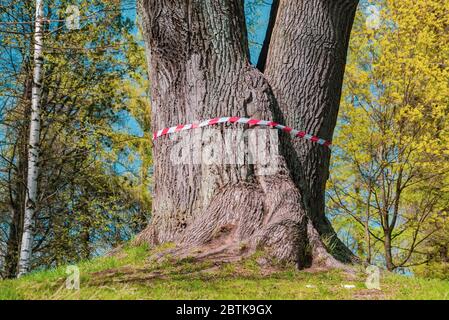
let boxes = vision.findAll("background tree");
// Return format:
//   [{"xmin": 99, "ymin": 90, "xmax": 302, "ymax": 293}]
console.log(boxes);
[
  {"xmin": 328, "ymin": 0, "xmax": 449, "ymax": 271},
  {"xmin": 18, "ymin": 0, "xmax": 44, "ymax": 277},
  {"xmin": 0, "ymin": 0, "xmax": 151, "ymax": 278}
]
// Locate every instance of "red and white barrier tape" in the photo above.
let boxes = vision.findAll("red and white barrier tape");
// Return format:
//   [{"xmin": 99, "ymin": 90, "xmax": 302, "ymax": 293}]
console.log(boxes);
[{"xmin": 152, "ymin": 116, "xmax": 332, "ymax": 148}]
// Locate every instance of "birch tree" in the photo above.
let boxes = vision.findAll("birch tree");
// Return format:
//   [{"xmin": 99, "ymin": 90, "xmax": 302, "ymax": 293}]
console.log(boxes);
[
  {"xmin": 18, "ymin": 0, "xmax": 44, "ymax": 277},
  {"xmin": 0, "ymin": 0, "xmax": 151, "ymax": 277}
]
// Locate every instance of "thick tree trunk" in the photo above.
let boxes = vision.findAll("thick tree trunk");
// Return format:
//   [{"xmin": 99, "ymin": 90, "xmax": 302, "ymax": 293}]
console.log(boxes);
[
  {"xmin": 263, "ymin": 0, "xmax": 359, "ymax": 262},
  {"xmin": 137, "ymin": 0, "xmax": 358, "ymax": 268}
]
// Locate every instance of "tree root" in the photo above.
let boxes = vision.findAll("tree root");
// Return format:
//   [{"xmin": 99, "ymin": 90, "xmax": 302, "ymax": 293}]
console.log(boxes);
[{"xmin": 136, "ymin": 177, "xmax": 356, "ymax": 272}]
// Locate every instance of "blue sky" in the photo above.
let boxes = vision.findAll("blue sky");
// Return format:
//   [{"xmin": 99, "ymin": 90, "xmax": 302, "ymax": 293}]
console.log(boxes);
[{"xmin": 245, "ymin": 0, "xmax": 273, "ymax": 64}]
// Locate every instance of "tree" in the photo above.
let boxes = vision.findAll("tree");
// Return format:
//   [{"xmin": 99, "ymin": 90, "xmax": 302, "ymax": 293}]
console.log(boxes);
[
  {"xmin": 0, "ymin": 0, "xmax": 152, "ymax": 277},
  {"xmin": 136, "ymin": 0, "xmax": 359, "ymax": 268},
  {"xmin": 17, "ymin": 0, "xmax": 44, "ymax": 277},
  {"xmin": 0, "ymin": 0, "xmax": 34, "ymax": 277},
  {"xmin": 328, "ymin": 0, "xmax": 449, "ymax": 271}
]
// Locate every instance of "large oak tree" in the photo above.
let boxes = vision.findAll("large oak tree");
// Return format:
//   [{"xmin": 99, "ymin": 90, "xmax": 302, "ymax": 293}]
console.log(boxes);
[{"xmin": 137, "ymin": 0, "xmax": 359, "ymax": 268}]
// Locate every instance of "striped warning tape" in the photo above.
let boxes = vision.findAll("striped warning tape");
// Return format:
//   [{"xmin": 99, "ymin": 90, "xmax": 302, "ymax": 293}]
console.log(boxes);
[{"xmin": 152, "ymin": 116, "xmax": 332, "ymax": 148}]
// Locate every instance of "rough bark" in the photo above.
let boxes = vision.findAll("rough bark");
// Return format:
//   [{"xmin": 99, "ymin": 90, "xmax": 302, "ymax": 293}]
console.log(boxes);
[
  {"xmin": 136, "ymin": 0, "xmax": 358, "ymax": 268},
  {"xmin": 18, "ymin": 0, "xmax": 44, "ymax": 277},
  {"xmin": 263, "ymin": 0, "xmax": 359, "ymax": 262}
]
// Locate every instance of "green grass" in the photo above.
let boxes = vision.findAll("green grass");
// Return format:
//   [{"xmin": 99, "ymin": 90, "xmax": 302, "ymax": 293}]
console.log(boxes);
[{"xmin": 1, "ymin": 244, "xmax": 448, "ymax": 300}]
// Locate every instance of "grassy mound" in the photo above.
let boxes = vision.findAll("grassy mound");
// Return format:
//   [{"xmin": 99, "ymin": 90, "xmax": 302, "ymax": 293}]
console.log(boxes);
[{"xmin": 1, "ymin": 244, "xmax": 448, "ymax": 300}]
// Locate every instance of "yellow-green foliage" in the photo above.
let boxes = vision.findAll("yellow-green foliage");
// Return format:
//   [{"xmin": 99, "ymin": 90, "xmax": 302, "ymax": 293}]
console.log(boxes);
[
  {"xmin": 0, "ymin": 0, "xmax": 152, "ymax": 273},
  {"xmin": 329, "ymin": 0, "xmax": 449, "ymax": 272}
]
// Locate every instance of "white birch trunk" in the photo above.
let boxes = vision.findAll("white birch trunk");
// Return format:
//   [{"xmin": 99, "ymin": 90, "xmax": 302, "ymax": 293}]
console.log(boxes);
[{"xmin": 18, "ymin": 0, "xmax": 44, "ymax": 277}]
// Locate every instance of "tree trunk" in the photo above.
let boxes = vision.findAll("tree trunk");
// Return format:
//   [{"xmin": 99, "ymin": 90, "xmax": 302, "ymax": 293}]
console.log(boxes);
[
  {"xmin": 263, "ymin": 0, "xmax": 359, "ymax": 262},
  {"xmin": 18, "ymin": 0, "xmax": 44, "ymax": 277},
  {"xmin": 137, "ymin": 0, "xmax": 358, "ymax": 268},
  {"xmin": 4, "ymin": 208, "xmax": 22, "ymax": 278},
  {"xmin": 384, "ymin": 231, "xmax": 394, "ymax": 271},
  {"xmin": 4, "ymin": 163, "xmax": 26, "ymax": 278},
  {"xmin": 365, "ymin": 187, "xmax": 372, "ymax": 264}
]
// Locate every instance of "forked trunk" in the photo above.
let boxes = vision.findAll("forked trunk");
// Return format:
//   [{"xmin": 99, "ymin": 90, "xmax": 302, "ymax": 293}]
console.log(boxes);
[{"xmin": 137, "ymin": 0, "xmax": 359, "ymax": 268}]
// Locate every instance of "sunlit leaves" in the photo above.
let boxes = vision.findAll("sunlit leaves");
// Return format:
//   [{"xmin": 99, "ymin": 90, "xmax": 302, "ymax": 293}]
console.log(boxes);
[{"xmin": 329, "ymin": 0, "xmax": 449, "ymax": 271}]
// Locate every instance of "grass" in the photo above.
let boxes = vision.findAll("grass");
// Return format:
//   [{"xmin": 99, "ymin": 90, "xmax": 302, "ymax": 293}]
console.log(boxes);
[{"xmin": 0, "ymin": 244, "xmax": 448, "ymax": 300}]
